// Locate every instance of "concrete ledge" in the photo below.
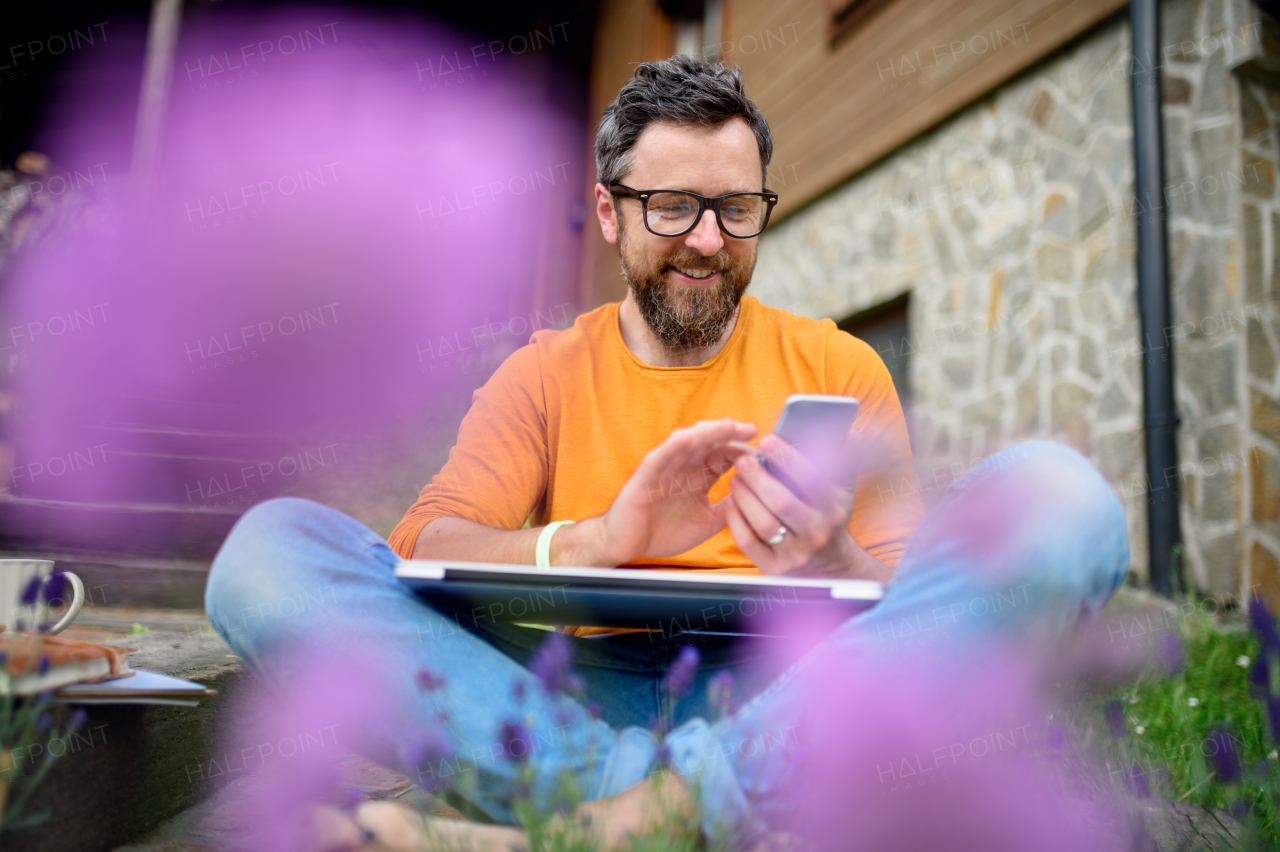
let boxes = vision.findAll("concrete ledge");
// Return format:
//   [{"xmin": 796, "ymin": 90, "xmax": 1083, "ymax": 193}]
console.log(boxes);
[{"xmin": 0, "ymin": 628, "xmax": 251, "ymax": 852}]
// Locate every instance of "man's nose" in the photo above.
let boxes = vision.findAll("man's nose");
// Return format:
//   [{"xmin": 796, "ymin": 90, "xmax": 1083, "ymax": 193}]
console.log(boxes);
[{"xmin": 684, "ymin": 208, "xmax": 725, "ymax": 256}]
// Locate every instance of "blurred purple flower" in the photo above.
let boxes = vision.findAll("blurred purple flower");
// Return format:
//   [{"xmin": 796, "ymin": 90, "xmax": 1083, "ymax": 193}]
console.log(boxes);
[
  {"xmin": 1250, "ymin": 596, "xmax": 1280, "ymax": 656},
  {"xmin": 415, "ymin": 668, "xmax": 446, "ymax": 693},
  {"xmin": 707, "ymin": 669, "xmax": 734, "ymax": 718},
  {"xmin": 1046, "ymin": 725, "xmax": 1064, "ymax": 751},
  {"xmin": 69, "ymin": 707, "xmax": 87, "ymax": 729},
  {"xmin": 529, "ymin": 632, "xmax": 584, "ymax": 698},
  {"xmin": 777, "ymin": 645, "xmax": 1124, "ymax": 852},
  {"xmin": 1268, "ymin": 698, "xmax": 1280, "ymax": 742},
  {"xmin": 1104, "ymin": 700, "xmax": 1126, "ymax": 738},
  {"xmin": 1208, "ymin": 727, "xmax": 1240, "ymax": 783},
  {"xmin": 498, "ymin": 719, "xmax": 532, "ymax": 764},
  {"xmin": 44, "ymin": 570, "xmax": 69, "ymax": 604},
  {"xmin": 1159, "ymin": 633, "xmax": 1183, "ymax": 674},
  {"xmin": 1251, "ymin": 657, "xmax": 1269, "ymax": 689},
  {"xmin": 1130, "ymin": 764, "xmax": 1149, "ymax": 797},
  {"xmin": 38, "ymin": 655, "xmax": 50, "ymax": 675},
  {"xmin": 664, "ymin": 645, "xmax": 700, "ymax": 703},
  {"xmin": 402, "ymin": 725, "xmax": 455, "ymax": 795},
  {"xmin": 36, "ymin": 712, "xmax": 51, "ymax": 733},
  {"xmin": 19, "ymin": 576, "xmax": 41, "ymax": 606}
]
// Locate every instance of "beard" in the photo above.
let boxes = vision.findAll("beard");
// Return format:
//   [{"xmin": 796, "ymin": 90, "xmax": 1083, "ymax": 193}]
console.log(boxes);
[{"xmin": 617, "ymin": 218, "xmax": 756, "ymax": 352}]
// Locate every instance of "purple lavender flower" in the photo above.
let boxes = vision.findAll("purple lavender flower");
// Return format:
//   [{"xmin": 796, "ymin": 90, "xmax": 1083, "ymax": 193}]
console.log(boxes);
[
  {"xmin": 1159, "ymin": 633, "xmax": 1183, "ymax": 675},
  {"xmin": 498, "ymin": 719, "xmax": 532, "ymax": 764},
  {"xmin": 69, "ymin": 708, "xmax": 87, "ymax": 729},
  {"xmin": 1208, "ymin": 727, "xmax": 1240, "ymax": 783},
  {"xmin": 1251, "ymin": 657, "xmax": 1269, "ymax": 689},
  {"xmin": 19, "ymin": 576, "xmax": 41, "ymax": 606},
  {"xmin": 415, "ymin": 668, "xmax": 446, "ymax": 693},
  {"xmin": 1130, "ymin": 764, "xmax": 1149, "ymax": 797},
  {"xmin": 38, "ymin": 655, "xmax": 50, "ymax": 675},
  {"xmin": 44, "ymin": 570, "xmax": 69, "ymax": 604},
  {"xmin": 707, "ymin": 670, "xmax": 734, "ymax": 718},
  {"xmin": 1104, "ymin": 700, "xmax": 1126, "ymax": 739},
  {"xmin": 529, "ymin": 632, "xmax": 584, "ymax": 697},
  {"xmin": 664, "ymin": 645, "xmax": 701, "ymax": 703},
  {"xmin": 1250, "ymin": 596, "xmax": 1280, "ymax": 655},
  {"xmin": 402, "ymin": 726, "xmax": 455, "ymax": 794}
]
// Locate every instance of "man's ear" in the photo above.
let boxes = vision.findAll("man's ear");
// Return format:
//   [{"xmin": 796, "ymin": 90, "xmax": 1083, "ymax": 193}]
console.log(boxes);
[{"xmin": 594, "ymin": 183, "xmax": 619, "ymax": 245}]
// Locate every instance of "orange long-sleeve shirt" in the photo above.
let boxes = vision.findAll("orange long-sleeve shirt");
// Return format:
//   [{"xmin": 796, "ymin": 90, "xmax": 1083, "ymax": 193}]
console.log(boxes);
[{"xmin": 389, "ymin": 295, "xmax": 925, "ymax": 577}]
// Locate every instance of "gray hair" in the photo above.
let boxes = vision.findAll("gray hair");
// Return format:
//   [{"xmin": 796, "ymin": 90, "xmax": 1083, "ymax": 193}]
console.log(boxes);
[{"xmin": 595, "ymin": 54, "xmax": 773, "ymax": 188}]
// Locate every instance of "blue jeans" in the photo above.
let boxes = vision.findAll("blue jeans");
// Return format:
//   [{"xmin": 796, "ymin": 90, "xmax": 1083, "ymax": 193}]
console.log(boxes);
[{"xmin": 205, "ymin": 441, "xmax": 1128, "ymax": 839}]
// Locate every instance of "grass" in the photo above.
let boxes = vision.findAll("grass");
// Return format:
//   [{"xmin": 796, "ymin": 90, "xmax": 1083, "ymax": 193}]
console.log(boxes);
[{"xmin": 1068, "ymin": 588, "xmax": 1280, "ymax": 847}]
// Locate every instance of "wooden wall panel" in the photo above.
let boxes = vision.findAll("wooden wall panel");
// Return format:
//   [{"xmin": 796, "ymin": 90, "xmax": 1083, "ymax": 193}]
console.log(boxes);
[{"xmin": 727, "ymin": 0, "xmax": 1129, "ymax": 219}]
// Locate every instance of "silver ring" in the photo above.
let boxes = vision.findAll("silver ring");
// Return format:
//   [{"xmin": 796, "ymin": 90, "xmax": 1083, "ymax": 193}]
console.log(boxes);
[{"xmin": 765, "ymin": 526, "xmax": 789, "ymax": 546}]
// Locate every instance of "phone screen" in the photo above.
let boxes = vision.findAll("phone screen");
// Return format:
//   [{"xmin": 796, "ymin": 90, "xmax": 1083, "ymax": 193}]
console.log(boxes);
[{"xmin": 761, "ymin": 394, "xmax": 860, "ymax": 495}]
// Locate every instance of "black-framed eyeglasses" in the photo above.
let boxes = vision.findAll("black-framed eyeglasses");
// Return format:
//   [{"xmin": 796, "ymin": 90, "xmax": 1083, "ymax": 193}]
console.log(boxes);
[{"xmin": 609, "ymin": 184, "xmax": 779, "ymax": 239}]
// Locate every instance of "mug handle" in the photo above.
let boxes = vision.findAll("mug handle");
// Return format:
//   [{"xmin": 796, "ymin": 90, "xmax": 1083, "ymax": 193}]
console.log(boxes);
[{"xmin": 46, "ymin": 572, "xmax": 86, "ymax": 635}]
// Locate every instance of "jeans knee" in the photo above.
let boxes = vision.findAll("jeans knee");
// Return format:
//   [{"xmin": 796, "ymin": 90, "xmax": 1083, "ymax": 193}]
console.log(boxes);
[{"xmin": 206, "ymin": 497, "xmax": 324, "ymax": 629}]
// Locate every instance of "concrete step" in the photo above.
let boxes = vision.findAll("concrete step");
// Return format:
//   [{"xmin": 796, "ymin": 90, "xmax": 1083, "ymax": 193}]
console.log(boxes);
[
  {"xmin": 108, "ymin": 753, "xmax": 464, "ymax": 851},
  {"xmin": 0, "ymin": 623, "xmax": 251, "ymax": 852}
]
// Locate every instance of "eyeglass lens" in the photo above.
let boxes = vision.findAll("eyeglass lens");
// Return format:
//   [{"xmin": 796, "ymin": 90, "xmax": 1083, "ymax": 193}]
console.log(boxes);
[{"xmin": 644, "ymin": 191, "xmax": 766, "ymax": 237}]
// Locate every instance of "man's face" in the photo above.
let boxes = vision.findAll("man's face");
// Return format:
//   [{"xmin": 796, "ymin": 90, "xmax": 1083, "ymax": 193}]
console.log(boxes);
[{"xmin": 601, "ymin": 119, "xmax": 763, "ymax": 351}]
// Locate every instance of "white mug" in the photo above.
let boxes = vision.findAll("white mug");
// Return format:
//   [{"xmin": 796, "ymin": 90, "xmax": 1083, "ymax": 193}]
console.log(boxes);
[{"xmin": 0, "ymin": 560, "xmax": 86, "ymax": 634}]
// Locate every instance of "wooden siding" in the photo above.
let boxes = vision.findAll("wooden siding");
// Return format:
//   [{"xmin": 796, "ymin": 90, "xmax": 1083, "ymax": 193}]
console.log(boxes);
[
  {"xmin": 580, "ymin": 0, "xmax": 1128, "ymax": 308},
  {"xmin": 733, "ymin": 0, "xmax": 1128, "ymax": 220}
]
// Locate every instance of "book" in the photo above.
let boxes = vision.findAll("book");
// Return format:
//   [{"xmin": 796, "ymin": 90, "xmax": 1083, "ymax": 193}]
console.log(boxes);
[
  {"xmin": 0, "ymin": 630, "xmax": 135, "ymax": 696},
  {"xmin": 55, "ymin": 669, "xmax": 215, "ymax": 707}
]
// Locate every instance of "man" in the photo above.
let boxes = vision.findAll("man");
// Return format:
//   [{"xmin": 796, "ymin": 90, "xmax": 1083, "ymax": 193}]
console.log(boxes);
[{"xmin": 206, "ymin": 55, "xmax": 1129, "ymax": 849}]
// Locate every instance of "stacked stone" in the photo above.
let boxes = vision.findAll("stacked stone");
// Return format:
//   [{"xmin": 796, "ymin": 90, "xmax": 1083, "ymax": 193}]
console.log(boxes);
[{"xmin": 754, "ymin": 0, "xmax": 1280, "ymax": 602}]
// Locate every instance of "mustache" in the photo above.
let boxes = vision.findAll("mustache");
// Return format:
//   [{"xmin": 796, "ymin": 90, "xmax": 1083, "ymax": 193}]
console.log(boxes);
[{"xmin": 660, "ymin": 252, "xmax": 733, "ymax": 272}]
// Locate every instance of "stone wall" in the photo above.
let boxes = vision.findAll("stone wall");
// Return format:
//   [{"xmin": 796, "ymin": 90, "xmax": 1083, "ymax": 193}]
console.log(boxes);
[{"xmin": 752, "ymin": 0, "xmax": 1280, "ymax": 600}]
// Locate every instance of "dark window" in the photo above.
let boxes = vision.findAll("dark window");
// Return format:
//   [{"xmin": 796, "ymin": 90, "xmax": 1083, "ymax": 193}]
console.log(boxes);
[{"xmin": 837, "ymin": 292, "xmax": 911, "ymax": 410}]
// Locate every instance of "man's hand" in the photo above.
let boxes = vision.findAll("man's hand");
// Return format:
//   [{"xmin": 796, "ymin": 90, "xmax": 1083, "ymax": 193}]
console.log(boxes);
[
  {"xmin": 413, "ymin": 419, "xmax": 757, "ymax": 567},
  {"xmin": 723, "ymin": 430, "xmax": 892, "ymax": 581},
  {"xmin": 581, "ymin": 418, "xmax": 758, "ymax": 565}
]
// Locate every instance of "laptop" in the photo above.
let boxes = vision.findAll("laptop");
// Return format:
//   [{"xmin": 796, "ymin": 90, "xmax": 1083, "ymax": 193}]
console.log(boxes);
[{"xmin": 396, "ymin": 560, "xmax": 883, "ymax": 635}]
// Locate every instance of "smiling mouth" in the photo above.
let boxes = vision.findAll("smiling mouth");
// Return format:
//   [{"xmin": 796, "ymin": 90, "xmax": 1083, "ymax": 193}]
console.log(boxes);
[{"xmin": 669, "ymin": 266, "xmax": 717, "ymax": 280}]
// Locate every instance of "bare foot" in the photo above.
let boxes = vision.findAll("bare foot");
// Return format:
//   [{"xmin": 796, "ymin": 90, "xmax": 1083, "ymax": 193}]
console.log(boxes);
[
  {"xmin": 311, "ymin": 771, "xmax": 696, "ymax": 852},
  {"xmin": 560, "ymin": 771, "xmax": 698, "ymax": 851},
  {"xmin": 310, "ymin": 802, "xmax": 527, "ymax": 852}
]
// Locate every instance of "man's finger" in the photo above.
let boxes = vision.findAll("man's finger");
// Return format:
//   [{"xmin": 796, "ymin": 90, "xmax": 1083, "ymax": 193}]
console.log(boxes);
[
  {"xmin": 649, "ymin": 421, "xmax": 756, "ymax": 496},
  {"xmin": 728, "ymin": 476, "xmax": 787, "ymax": 543},
  {"xmin": 724, "ymin": 498, "xmax": 772, "ymax": 567},
  {"xmin": 733, "ymin": 447, "xmax": 821, "ymax": 536}
]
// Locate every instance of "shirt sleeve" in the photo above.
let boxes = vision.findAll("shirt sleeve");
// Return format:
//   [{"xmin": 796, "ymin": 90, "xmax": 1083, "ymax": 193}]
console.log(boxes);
[
  {"xmin": 823, "ymin": 324, "xmax": 925, "ymax": 569},
  {"xmin": 387, "ymin": 343, "xmax": 550, "ymax": 559}
]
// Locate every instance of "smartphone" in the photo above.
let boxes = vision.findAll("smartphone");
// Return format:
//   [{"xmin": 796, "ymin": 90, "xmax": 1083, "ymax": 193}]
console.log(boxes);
[{"xmin": 760, "ymin": 394, "xmax": 860, "ymax": 495}]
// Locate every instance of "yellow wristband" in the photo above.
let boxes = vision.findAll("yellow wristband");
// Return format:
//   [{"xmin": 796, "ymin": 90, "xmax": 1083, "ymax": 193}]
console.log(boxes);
[{"xmin": 536, "ymin": 520, "xmax": 575, "ymax": 568}]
